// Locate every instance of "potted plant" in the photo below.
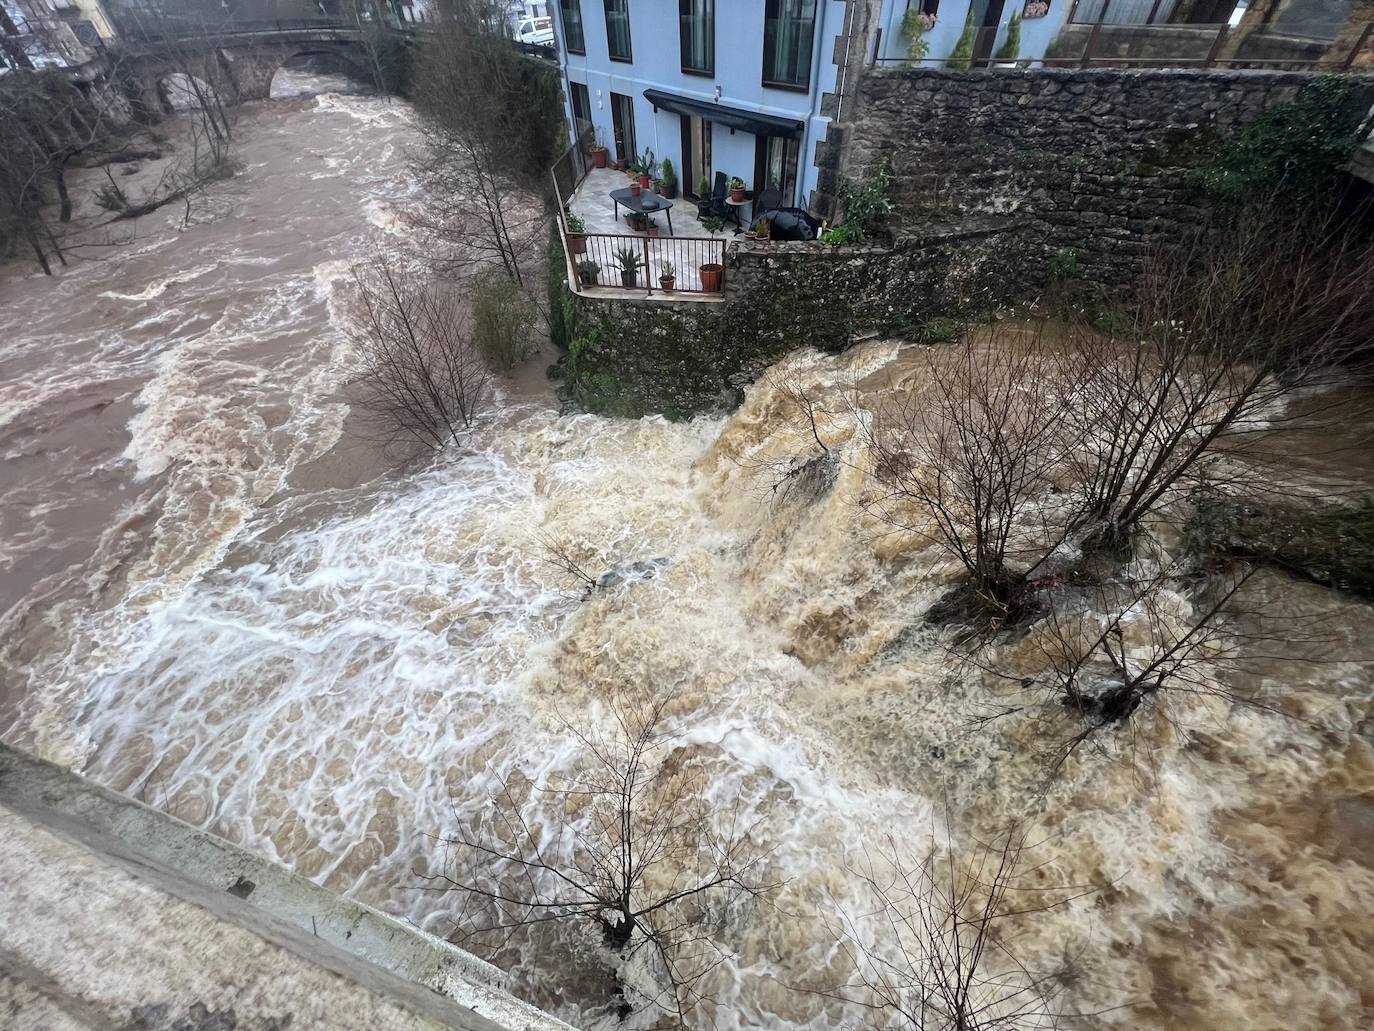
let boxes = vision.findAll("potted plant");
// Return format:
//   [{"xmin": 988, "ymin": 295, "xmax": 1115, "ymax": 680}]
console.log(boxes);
[
  {"xmin": 755, "ymin": 218, "xmax": 771, "ymax": 244},
  {"xmin": 627, "ymin": 211, "xmax": 648, "ymax": 231},
  {"xmin": 590, "ymin": 128, "xmax": 609, "ymax": 168},
  {"xmin": 697, "ymin": 174, "xmax": 710, "ymax": 199},
  {"xmin": 698, "ymin": 261, "xmax": 723, "ymax": 292},
  {"xmin": 614, "ymin": 247, "xmax": 645, "ymax": 288},
  {"xmin": 659, "ymin": 259, "xmax": 676, "ymax": 292},
  {"xmin": 728, "ymin": 176, "xmax": 746, "ymax": 203},
  {"xmin": 646, "ymin": 219, "xmax": 660, "ymax": 238},
  {"xmin": 629, "ymin": 148, "xmax": 656, "ymax": 189},
  {"xmin": 994, "ymin": 12, "xmax": 1022, "ymax": 65},
  {"xmin": 577, "ymin": 259, "xmax": 600, "ymax": 286},
  {"xmin": 565, "ymin": 212, "xmax": 587, "ymax": 255},
  {"xmin": 659, "ymin": 158, "xmax": 678, "ymax": 199},
  {"xmin": 745, "ymin": 227, "xmax": 758, "ymax": 241},
  {"xmin": 629, "ymin": 178, "xmax": 642, "ymax": 198}
]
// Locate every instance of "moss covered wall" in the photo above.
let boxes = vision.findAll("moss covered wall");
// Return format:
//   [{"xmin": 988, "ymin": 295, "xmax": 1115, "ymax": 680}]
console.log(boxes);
[{"xmin": 561, "ymin": 216, "xmax": 1032, "ymax": 419}]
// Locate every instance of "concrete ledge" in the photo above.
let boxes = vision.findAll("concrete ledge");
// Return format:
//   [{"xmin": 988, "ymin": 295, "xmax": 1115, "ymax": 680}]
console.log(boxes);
[{"xmin": 0, "ymin": 744, "xmax": 574, "ymax": 1031}]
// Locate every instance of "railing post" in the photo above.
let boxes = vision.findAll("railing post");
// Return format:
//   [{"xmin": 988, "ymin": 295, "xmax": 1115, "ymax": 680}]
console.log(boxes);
[
  {"xmin": 1204, "ymin": 24, "xmax": 1229, "ymax": 66},
  {"xmin": 642, "ymin": 236, "xmax": 652, "ymax": 295},
  {"xmin": 1344, "ymin": 22, "xmax": 1374, "ymax": 70},
  {"xmin": 1081, "ymin": 22, "xmax": 1102, "ymax": 67}
]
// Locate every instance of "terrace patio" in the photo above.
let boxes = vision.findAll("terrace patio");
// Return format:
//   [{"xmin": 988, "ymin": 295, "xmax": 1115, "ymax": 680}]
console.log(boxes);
[{"xmin": 555, "ymin": 165, "xmax": 738, "ymax": 300}]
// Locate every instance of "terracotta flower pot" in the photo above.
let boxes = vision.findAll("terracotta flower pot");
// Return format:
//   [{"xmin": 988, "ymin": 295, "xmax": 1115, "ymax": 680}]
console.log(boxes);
[
  {"xmin": 638, "ymin": 174, "xmax": 651, "ymax": 189},
  {"xmin": 699, "ymin": 263, "xmax": 723, "ymax": 292},
  {"xmin": 629, "ymin": 181, "xmax": 642, "ymax": 198},
  {"xmin": 729, "ymin": 186, "xmax": 746, "ymax": 202},
  {"xmin": 591, "ymin": 147, "xmax": 608, "ymax": 168},
  {"xmin": 659, "ymin": 276, "xmax": 675, "ymax": 292},
  {"xmin": 567, "ymin": 234, "xmax": 587, "ymax": 255},
  {"xmin": 616, "ymin": 157, "xmax": 628, "ymax": 171},
  {"xmin": 745, "ymin": 231, "xmax": 757, "ymax": 241}
]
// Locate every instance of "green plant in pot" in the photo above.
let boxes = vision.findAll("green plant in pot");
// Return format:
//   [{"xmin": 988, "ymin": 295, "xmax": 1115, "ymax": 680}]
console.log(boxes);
[
  {"xmin": 659, "ymin": 158, "xmax": 678, "ymax": 199},
  {"xmin": 591, "ymin": 127, "xmax": 609, "ymax": 168},
  {"xmin": 614, "ymin": 247, "xmax": 645, "ymax": 288},
  {"xmin": 565, "ymin": 212, "xmax": 587, "ymax": 255},
  {"xmin": 630, "ymin": 148, "xmax": 657, "ymax": 189},
  {"xmin": 659, "ymin": 259, "xmax": 676, "ymax": 292},
  {"xmin": 994, "ymin": 12, "xmax": 1021, "ymax": 63},
  {"xmin": 576, "ymin": 259, "xmax": 600, "ymax": 286},
  {"xmin": 728, "ymin": 176, "xmax": 746, "ymax": 202}
]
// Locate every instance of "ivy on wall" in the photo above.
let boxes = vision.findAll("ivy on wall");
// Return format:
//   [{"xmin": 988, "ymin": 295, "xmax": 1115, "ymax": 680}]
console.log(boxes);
[{"xmin": 1195, "ymin": 76, "xmax": 1372, "ymax": 204}]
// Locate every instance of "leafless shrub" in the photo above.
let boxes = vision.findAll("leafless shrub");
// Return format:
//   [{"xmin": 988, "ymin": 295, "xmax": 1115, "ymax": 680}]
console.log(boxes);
[
  {"xmin": 407, "ymin": 0, "xmax": 558, "ymax": 287},
  {"xmin": 422, "ymin": 691, "xmax": 774, "ymax": 1026},
  {"xmin": 536, "ymin": 532, "xmax": 601, "ymax": 598},
  {"xmin": 1062, "ymin": 202, "xmax": 1374, "ymax": 550},
  {"xmin": 966, "ymin": 557, "xmax": 1339, "ymax": 780},
  {"xmin": 349, "ymin": 255, "xmax": 492, "ymax": 454},
  {"xmin": 811, "ymin": 821, "xmax": 1092, "ymax": 1030},
  {"xmin": 862, "ymin": 324, "xmax": 1087, "ymax": 625}
]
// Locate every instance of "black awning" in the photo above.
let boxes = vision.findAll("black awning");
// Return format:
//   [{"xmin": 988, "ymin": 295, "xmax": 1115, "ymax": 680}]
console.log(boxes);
[{"xmin": 642, "ymin": 88, "xmax": 803, "ymax": 139}]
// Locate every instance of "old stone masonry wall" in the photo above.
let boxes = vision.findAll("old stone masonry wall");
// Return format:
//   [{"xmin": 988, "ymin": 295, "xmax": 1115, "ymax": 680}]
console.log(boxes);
[{"xmin": 847, "ymin": 68, "xmax": 1374, "ymax": 285}]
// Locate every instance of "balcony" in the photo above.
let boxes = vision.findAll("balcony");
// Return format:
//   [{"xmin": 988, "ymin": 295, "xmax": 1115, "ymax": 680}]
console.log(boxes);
[{"xmin": 553, "ymin": 156, "xmax": 734, "ymax": 301}]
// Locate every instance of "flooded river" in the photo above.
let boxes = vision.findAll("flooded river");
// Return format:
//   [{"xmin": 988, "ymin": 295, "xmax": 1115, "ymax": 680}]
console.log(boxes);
[{"xmin": 1, "ymin": 74, "xmax": 1371, "ymax": 1030}]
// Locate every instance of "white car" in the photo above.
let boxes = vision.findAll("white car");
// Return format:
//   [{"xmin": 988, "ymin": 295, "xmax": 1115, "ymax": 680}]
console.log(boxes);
[{"xmin": 514, "ymin": 16, "xmax": 555, "ymax": 47}]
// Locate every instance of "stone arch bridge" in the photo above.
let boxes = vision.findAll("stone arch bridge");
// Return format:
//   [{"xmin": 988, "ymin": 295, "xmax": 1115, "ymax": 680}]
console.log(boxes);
[{"xmin": 117, "ymin": 25, "xmax": 383, "ymax": 114}]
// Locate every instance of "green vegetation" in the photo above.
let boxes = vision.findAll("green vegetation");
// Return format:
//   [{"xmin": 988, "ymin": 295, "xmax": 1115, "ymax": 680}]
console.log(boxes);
[
  {"xmin": 1188, "ymin": 495, "xmax": 1374, "ymax": 601},
  {"xmin": 659, "ymin": 157, "xmax": 677, "ymax": 194},
  {"xmin": 994, "ymin": 13, "xmax": 1021, "ymax": 61},
  {"xmin": 473, "ymin": 274, "xmax": 538, "ymax": 375},
  {"xmin": 1050, "ymin": 247, "xmax": 1079, "ymax": 280},
  {"xmin": 948, "ymin": 10, "xmax": 977, "ymax": 70},
  {"xmin": 546, "ymin": 221, "xmax": 575, "ymax": 350},
  {"xmin": 829, "ymin": 159, "xmax": 894, "ymax": 245},
  {"xmin": 901, "ymin": 8, "xmax": 932, "ymax": 62},
  {"xmin": 1195, "ymin": 76, "xmax": 1370, "ymax": 205}
]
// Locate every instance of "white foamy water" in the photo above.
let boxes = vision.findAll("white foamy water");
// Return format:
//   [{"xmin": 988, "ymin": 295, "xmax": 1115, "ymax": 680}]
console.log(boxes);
[{"xmin": 2, "ymin": 87, "xmax": 1372, "ymax": 1031}]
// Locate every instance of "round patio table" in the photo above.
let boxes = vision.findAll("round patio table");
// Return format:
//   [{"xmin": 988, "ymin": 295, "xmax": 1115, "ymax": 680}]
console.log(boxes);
[{"xmin": 610, "ymin": 187, "xmax": 675, "ymax": 236}]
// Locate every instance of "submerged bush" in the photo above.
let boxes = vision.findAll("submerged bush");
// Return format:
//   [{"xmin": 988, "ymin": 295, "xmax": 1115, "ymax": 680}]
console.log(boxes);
[{"xmin": 473, "ymin": 274, "xmax": 537, "ymax": 375}]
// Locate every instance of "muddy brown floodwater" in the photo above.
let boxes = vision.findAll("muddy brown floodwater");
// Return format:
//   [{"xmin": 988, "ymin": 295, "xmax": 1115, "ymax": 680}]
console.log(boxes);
[{"xmin": 2, "ymin": 74, "xmax": 1372, "ymax": 1031}]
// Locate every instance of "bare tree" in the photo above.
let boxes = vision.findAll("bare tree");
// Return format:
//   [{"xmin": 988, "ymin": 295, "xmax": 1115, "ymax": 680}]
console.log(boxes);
[
  {"xmin": 862, "ymin": 324, "xmax": 1087, "ymax": 626},
  {"xmin": 422, "ymin": 691, "xmax": 773, "ymax": 1026},
  {"xmin": 407, "ymin": 0, "xmax": 561, "ymax": 288},
  {"xmin": 349, "ymin": 255, "xmax": 493, "ymax": 453},
  {"xmin": 1062, "ymin": 202, "xmax": 1374, "ymax": 551},
  {"xmin": 810, "ymin": 821, "xmax": 1092, "ymax": 1030}
]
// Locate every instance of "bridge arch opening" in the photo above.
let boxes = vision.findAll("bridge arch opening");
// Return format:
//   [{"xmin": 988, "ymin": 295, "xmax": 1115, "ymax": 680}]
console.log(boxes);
[{"xmin": 268, "ymin": 50, "xmax": 376, "ymax": 100}]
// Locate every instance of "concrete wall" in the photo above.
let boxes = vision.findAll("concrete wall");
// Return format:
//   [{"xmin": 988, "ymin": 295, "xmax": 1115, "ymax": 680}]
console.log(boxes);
[
  {"xmin": 552, "ymin": 0, "xmax": 851, "ymax": 208},
  {"xmin": 847, "ymin": 67, "xmax": 1374, "ymax": 284},
  {"xmin": 0, "ymin": 744, "xmax": 573, "ymax": 1031}
]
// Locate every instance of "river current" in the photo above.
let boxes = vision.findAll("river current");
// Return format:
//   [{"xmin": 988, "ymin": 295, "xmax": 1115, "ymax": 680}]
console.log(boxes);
[{"xmin": 1, "ymin": 76, "xmax": 1371, "ymax": 1030}]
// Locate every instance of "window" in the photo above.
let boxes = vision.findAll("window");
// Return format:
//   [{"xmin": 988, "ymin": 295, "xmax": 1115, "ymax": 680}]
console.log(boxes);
[
  {"xmin": 604, "ymin": 0, "xmax": 632, "ymax": 61},
  {"xmin": 559, "ymin": 0, "xmax": 585, "ymax": 53},
  {"xmin": 569, "ymin": 80, "xmax": 592, "ymax": 141},
  {"xmin": 679, "ymin": 0, "xmax": 714, "ymax": 75},
  {"xmin": 611, "ymin": 91, "xmax": 637, "ymax": 162},
  {"xmin": 754, "ymin": 134, "xmax": 800, "ymax": 205},
  {"xmin": 763, "ymin": 0, "xmax": 816, "ymax": 89}
]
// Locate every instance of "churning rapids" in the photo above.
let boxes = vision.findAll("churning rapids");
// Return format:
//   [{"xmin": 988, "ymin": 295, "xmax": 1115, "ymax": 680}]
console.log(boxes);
[{"xmin": 2, "ymin": 76, "xmax": 1372, "ymax": 1031}]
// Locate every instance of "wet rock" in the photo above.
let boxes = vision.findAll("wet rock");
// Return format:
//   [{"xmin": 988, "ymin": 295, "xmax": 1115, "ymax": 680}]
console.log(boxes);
[{"xmin": 596, "ymin": 557, "xmax": 668, "ymax": 589}]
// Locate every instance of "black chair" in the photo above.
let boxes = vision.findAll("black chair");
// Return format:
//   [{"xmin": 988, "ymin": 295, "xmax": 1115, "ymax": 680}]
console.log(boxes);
[{"xmin": 696, "ymin": 171, "xmax": 728, "ymax": 222}]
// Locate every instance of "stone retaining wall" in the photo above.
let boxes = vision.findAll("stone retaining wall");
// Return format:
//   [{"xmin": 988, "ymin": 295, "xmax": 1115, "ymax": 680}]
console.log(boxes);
[
  {"xmin": 562, "ymin": 216, "xmax": 1031, "ymax": 417},
  {"xmin": 847, "ymin": 68, "xmax": 1374, "ymax": 284}
]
